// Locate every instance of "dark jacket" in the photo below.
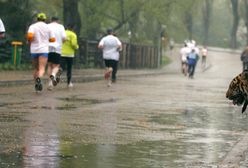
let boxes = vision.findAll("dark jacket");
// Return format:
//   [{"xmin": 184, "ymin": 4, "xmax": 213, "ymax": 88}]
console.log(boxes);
[{"xmin": 241, "ymin": 49, "xmax": 248, "ymax": 62}]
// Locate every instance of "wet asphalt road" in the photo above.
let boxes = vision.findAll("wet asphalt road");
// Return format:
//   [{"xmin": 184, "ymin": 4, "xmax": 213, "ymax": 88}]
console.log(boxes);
[{"xmin": 0, "ymin": 47, "xmax": 247, "ymax": 168}]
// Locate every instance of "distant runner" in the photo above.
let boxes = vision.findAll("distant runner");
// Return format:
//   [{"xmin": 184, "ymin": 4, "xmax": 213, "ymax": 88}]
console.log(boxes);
[{"xmin": 98, "ymin": 28, "xmax": 122, "ymax": 87}]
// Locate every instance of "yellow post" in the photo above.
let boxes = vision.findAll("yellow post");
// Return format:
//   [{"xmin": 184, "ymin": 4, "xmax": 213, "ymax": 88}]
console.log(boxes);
[{"xmin": 11, "ymin": 41, "xmax": 23, "ymax": 66}]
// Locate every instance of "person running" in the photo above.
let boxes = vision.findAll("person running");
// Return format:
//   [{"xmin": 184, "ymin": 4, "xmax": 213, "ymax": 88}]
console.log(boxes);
[
  {"xmin": 241, "ymin": 46, "xmax": 248, "ymax": 71},
  {"xmin": 98, "ymin": 28, "xmax": 122, "ymax": 87},
  {"xmin": 47, "ymin": 16, "xmax": 66, "ymax": 90},
  {"xmin": 60, "ymin": 24, "xmax": 79, "ymax": 88},
  {"xmin": 201, "ymin": 46, "xmax": 208, "ymax": 69},
  {"xmin": 27, "ymin": 13, "xmax": 55, "ymax": 92},
  {"xmin": 180, "ymin": 44, "xmax": 190, "ymax": 76},
  {"xmin": 0, "ymin": 18, "xmax": 5, "ymax": 38},
  {"xmin": 187, "ymin": 48, "xmax": 199, "ymax": 79}
]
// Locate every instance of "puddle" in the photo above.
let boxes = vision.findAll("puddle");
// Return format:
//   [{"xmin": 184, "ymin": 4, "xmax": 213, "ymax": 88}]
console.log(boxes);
[
  {"xmin": 0, "ymin": 101, "xmax": 30, "ymax": 108},
  {"xmin": 56, "ymin": 104, "xmax": 77, "ymax": 110},
  {"xmin": 58, "ymin": 97, "xmax": 117, "ymax": 105},
  {"xmin": 0, "ymin": 111, "xmax": 28, "ymax": 122}
]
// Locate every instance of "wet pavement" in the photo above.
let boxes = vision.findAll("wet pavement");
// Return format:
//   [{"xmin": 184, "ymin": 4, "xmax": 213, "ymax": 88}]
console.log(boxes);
[{"xmin": 0, "ymin": 47, "xmax": 247, "ymax": 168}]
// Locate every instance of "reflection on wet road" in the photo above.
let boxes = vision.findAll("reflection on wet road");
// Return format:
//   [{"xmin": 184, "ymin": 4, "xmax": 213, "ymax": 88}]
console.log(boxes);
[{"xmin": 0, "ymin": 48, "xmax": 247, "ymax": 167}]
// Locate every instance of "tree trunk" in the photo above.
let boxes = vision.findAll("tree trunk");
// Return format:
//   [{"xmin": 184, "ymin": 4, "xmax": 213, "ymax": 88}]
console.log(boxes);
[
  {"xmin": 230, "ymin": 0, "xmax": 239, "ymax": 49},
  {"xmin": 202, "ymin": 0, "xmax": 213, "ymax": 46},
  {"xmin": 244, "ymin": 0, "xmax": 248, "ymax": 45},
  {"xmin": 63, "ymin": 0, "xmax": 81, "ymax": 36},
  {"xmin": 184, "ymin": 12, "xmax": 193, "ymax": 40}
]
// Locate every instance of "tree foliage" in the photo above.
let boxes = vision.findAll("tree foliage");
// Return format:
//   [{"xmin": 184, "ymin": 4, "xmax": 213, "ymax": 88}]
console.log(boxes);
[
  {"xmin": 0, "ymin": 0, "xmax": 32, "ymax": 40},
  {"xmin": 0, "ymin": 0, "xmax": 244, "ymax": 48}
]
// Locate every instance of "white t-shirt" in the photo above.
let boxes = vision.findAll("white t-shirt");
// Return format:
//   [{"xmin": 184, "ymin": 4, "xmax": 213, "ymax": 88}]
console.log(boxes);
[
  {"xmin": 98, "ymin": 35, "xmax": 122, "ymax": 61},
  {"xmin": 180, "ymin": 46, "xmax": 191, "ymax": 62},
  {"xmin": 194, "ymin": 46, "xmax": 200, "ymax": 55},
  {"xmin": 0, "ymin": 19, "xmax": 5, "ymax": 32},
  {"xmin": 48, "ymin": 22, "xmax": 66, "ymax": 54},
  {"xmin": 27, "ymin": 21, "xmax": 55, "ymax": 53},
  {"xmin": 187, "ymin": 42, "xmax": 194, "ymax": 49}
]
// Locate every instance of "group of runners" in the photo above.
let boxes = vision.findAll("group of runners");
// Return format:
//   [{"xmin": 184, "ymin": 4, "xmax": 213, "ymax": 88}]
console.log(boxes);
[
  {"xmin": 180, "ymin": 40, "xmax": 208, "ymax": 78},
  {"xmin": 26, "ymin": 13, "xmax": 79, "ymax": 92},
  {"xmin": 1, "ymin": 12, "xmax": 123, "ymax": 92}
]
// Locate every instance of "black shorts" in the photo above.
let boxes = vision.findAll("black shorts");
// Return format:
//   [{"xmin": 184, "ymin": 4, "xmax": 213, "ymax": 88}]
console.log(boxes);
[
  {"xmin": 48, "ymin": 52, "xmax": 61, "ymax": 64},
  {"xmin": 104, "ymin": 59, "xmax": 118, "ymax": 68}
]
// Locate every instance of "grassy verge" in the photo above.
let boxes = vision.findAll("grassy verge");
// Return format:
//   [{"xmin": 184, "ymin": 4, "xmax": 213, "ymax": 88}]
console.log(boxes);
[
  {"xmin": 0, "ymin": 63, "xmax": 32, "ymax": 71},
  {"xmin": 161, "ymin": 55, "xmax": 171, "ymax": 67}
]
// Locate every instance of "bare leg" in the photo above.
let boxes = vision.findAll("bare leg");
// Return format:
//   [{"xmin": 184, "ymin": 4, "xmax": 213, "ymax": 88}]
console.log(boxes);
[
  {"xmin": 32, "ymin": 57, "xmax": 39, "ymax": 79},
  {"xmin": 37, "ymin": 56, "xmax": 48, "ymax": 78}
]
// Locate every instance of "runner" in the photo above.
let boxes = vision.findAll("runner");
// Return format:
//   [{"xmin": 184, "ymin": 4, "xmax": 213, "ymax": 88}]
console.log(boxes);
[
  {"xmin": 27, "ymin": 13, "xmax": 55, "ymax": 92},
  {"xmin": 60, "ymin": 24, "xmax": 79, "ymax": 88},
  {"xmin": 187, "ymin": 48, "xmax": 199, "ymax": 79},
  {"xmin": 241, "ymin": 46, "xmax": 248, "ymax": 71},
  {"xmin": 201, "ymin": 46, "xmax": 208, "ymax": 70},
  {"xmin": 98, "ymin": 28, "xmax": 122, "ymax": 87},
  {"xmin": 180, "ymin": 44, "xmax": 191, "ymax": 76},
  {"xmin": 47, "ymin": 16, "xmax": 66, "ymax": 90}
]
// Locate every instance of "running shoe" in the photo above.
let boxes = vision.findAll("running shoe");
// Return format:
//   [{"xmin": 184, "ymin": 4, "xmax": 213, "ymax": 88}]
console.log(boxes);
[
  {"xmin": 47, "ymin": 80, "xmax": 53, "ymax": 90},
  {"xmin": 68, "ymin": 82, "xmax": 73, "ymax": 88},
  {"xmin": 50, "ymin": 75, "xmax": 57, "ymax": 86},
  {"xmin": 107, "ymin": 81, "xmax": 112, "ymax": 87},
  {"xmin": 35, "ymin": 77, "xmax": 43, "ymax": 92}
]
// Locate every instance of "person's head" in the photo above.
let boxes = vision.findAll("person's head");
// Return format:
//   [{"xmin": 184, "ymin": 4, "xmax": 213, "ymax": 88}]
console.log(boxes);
[
  {"xmin": 66, "ymin": 24, "xmax": 75, "ymax": 31},
  {"xmin": 51, "ymin": 16, "xmax": 59, "ymax": 22},
  {"xmin": 37, "ymin": 13, "xmax": 47, "ymax": 22},
  {"xmin": 191, "ymin": 49, "xmax": 195, "ymax": 52},
  {"xmin": 107, "ymin": 28, "xmax": 113, "ymax": 35}
]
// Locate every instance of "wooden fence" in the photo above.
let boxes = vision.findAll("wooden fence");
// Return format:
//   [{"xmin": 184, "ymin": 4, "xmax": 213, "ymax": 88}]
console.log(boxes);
[
  {"xmin": 0, "ymin": 39, "xmax": 160, "ymax": 69},
  {"xmin": 77, "ymin": 39, "xmax": 160, "ymax": 69}
]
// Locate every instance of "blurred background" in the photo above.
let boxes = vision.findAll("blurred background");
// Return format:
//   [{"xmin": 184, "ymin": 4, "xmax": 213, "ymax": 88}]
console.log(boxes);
[{"xmin": 0, "ymin": 0, "xmax": 246, "ymax": 69}]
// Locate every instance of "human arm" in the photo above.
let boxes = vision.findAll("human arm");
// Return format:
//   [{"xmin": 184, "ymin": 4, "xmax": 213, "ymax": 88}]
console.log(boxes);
[
  {"xmin": 116, "ymin": 37, "xmax": 122, "ymax": 51},
  {"xmin": 0, "ymin": 19, "xmax": 5, "ymax": 38},
  {"xmin": 98, "ymin": 38, "xmax": 104, "ymax": 49},
  {"xmin": 26, "ymin": 25, "xmax": 34, "ymax": 42},
  {"xmin": 49, "ymin": 29, "xmax": 56, "ymax": 42},
  {"xmin": 62, "ymin": 26, "xmax": 67, "ymax": 42},
  {"xmin": 71, "ymin": 33, "xmax": 79, "ymax": 50}
]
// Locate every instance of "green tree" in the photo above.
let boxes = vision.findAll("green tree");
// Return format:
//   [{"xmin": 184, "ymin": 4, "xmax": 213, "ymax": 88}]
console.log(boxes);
[
  {"xmin": 0, "ymin": 0, "xmax": 32, "ymax": 40},
  {"xmin": 202, "ymin": 0, "xmax": 213, "ymax": 46},
  {"xmin": 63, "ymin": 0, "xmax": 81, "ymax": 36},
  {"xmin": 243, "ymin": 0, "xmax": 248, "ymax": 45},
  {"xmin": 230, "ymin": 0, "xmax": 240, "ymax": 48}
]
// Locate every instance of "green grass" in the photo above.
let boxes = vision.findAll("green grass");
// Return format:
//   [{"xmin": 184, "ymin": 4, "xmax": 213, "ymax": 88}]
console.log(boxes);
[
  {"xmin": 0, "ymin": 63, "xmax": 32, "ymax": 71},
  {"xmin": 161, "ymin": 55, "xmax": 171, "ymax": 67}
]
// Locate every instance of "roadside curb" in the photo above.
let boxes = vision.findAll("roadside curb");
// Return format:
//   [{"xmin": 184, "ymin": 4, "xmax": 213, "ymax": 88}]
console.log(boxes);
[{"xmin": 0, "ymin": 71, "xmax": 169, "ymax": 87}]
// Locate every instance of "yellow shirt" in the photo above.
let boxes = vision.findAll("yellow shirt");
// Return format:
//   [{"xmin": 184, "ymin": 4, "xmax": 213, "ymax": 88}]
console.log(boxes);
[{"xmin": 61, "ymin": 30, "xmax": 78, "ymax": 57}]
